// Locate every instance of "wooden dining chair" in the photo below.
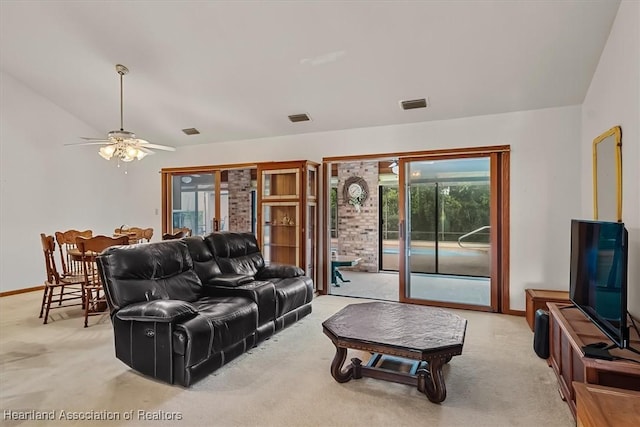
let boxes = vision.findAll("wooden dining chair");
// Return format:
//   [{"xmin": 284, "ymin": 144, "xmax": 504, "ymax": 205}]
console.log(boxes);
[
  {"xmin": 162, "ymin": 231, "xmax": 187, "ymax": 240},
  {"xmin": 140, "ymin": 227, "xmax": 154, "ymax": 242},
  {"xmin": 116, "ymin": 226, "xmax": 153, "ymax": 243},
  {"xmin": 55, "ymin": 229, "xmax": 93, "ymax": 278},
  {"xmin": 76, "ymin": 235, "xmax": 129, "ymax": 327},
  {"xmin": 173, "ymin": 227, "xmax": 192, "ymax": 237},
  {"xmin": 39, "ymin": 233, "xmax": 84, "ymax": 324}
]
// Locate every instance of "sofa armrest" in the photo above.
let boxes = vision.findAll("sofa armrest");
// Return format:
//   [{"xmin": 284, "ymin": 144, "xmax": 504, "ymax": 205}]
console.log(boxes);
[
  {"xmin": 257, "ymin": 264, "xmax": 304, "ymax": 279},
  {"xmin": 205, "ymin": 274, "xmax": 255, "ymax": 288},
  {"xmin": 115, "ymin": 300, "xmax": 198, "ymax": 323}
]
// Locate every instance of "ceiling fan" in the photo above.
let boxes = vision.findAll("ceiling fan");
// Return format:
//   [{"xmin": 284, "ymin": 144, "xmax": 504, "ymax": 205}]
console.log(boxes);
[{"xmin": 65, "ymin": 64, "xmax": 175, "ymax": 162}]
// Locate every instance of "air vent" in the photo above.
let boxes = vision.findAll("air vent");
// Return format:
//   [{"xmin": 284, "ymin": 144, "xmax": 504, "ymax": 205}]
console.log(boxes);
[
  {"xmin": 400, "ymin": 98, "xmax": 428, "ymax": 110},
  {"xmin": 182, "ymin": 128, "xmax": 200, "ymax": 135},
  {"xmin": 288, "ymin": 113, "xmax": 311, "ymax": 123}
]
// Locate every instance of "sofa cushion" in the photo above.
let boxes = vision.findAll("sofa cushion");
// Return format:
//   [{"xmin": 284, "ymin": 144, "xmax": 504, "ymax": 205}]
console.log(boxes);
[
  {"xmin": 99, "ymin": 240, "xmax": 202, "ymax": 310},
  {"xmin": 270, "ymin": 276, "xmax": 314, "ymax": 317},
  {"xmin": 191, "ymin": 296, "xmax": 258, "ymax": 352},
  {"xmin": 183, "ymin": 236, "xmax": 222, "ymax": 283},
  {"xmin": 206, "ymin": 232, "xmax": 265, "ymax": 276}
]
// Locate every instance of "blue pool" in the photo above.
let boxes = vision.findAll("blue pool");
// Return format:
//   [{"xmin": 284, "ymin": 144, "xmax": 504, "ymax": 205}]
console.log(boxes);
[{"xmin": 383, "ymin": 248, "xmax": 476, "ymax": 257}]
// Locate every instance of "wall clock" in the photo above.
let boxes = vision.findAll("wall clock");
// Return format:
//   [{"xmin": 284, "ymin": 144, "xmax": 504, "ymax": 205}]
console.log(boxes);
[{"xmin": 343, "ymin": 176, "xmax": 368, "ymax": 212}]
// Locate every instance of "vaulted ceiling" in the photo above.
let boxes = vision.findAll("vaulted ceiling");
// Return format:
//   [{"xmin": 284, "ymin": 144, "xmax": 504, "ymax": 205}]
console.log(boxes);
[{"xmin": 0, "ymin": 1, "xmax": 620, "ymax": 148}]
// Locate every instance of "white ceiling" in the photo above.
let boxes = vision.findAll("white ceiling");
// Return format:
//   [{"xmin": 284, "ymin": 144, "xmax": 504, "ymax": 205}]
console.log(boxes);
[{"xmin": 0, "ymin": 1, "xmax": 620, "ymax": 148}]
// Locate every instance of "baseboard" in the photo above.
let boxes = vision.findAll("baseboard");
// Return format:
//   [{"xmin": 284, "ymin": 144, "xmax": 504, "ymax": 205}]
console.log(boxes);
[
  {"xmin": 0, "ymin": 285, "xmax": 44, "ymax": 297},
  {"xmin": 505, "ymin": 308, "xmax": 525, "ymax": 316}
]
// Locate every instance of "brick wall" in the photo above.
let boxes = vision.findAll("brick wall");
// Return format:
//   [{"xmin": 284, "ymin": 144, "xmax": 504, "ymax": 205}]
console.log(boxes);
[
  {"xmin": 227, "ymin": 169, "xmax": 253, "ymax": 232},
  {"xmin": 337, "ymin": 161, "xmax": 379, "ymax": 272}
]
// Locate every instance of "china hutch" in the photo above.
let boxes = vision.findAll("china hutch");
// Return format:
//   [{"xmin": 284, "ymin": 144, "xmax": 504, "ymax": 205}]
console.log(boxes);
[{"xmin": 257, "ymin": 161, "xmax": 318, "ymax": 284}]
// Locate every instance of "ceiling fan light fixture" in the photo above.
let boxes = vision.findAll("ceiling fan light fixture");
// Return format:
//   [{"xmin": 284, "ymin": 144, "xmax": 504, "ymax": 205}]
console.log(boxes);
[
  {"xmin": 126, "ymin": 146, "xmax": 139, "ymax": 158},
  {"xmin": 99, "ymin": 145, "xmax": 115, "ymax": 160}
]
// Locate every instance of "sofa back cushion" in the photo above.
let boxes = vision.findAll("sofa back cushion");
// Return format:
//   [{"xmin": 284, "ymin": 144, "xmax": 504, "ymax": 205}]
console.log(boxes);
[
  {"xmin": 98, "ymin": 240, "xmax": 203, "ymax": 311},
  {"xmin": 183, "ymin": 236, "xmax": 223, "ymax": 284},
  {"xmin": 206, "ymin": 232, "xmax": 265, "ymax": 276}
]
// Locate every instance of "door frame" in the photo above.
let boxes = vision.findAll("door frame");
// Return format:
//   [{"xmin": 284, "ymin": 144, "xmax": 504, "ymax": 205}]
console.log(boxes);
[{"xmin": 321, "ymin": 145, "xmax": 512, "ymax": 314}]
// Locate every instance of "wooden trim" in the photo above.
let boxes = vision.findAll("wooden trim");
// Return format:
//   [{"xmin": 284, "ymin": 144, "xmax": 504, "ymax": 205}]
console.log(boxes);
[
  {"xmin": 323, "ymin": 145, "xmax": 510, "ymax": 163},
  {"xmin": 398, "ymin": 160, "xmax": 407, "ymax": 302},
  {"xmin": 500, "ymin": 151, "xmax": 511, "ymax": 314},
  {"xmin": 161, "ymin": 172, "xmax": 170, "ymax": 235},
  {"xmin": 320, "ymin": 162, "xmax": 329, "ymax": 294},
  {"xmin": 161, "ymin": 160, "xmax": 319, "ymax": 175},
  {"xmin": 0, "ymin": 285, "xmax": 44, "ymax": 297},
  {"xmin": 214, "ymin": 170, "xmax": 221, "ymax": 230},
  {"xmin": 504, "ymin": 309, "xmax": 525, "ymax": 316},
  {"xmin": 402, "ymin": 297, "xmax": 495, "ymax": 313},
  {"xmin": 161, "ymin": 162, "xmax": 258, "ymax": 174},
  {"xmin": 490, "ymin": 153, "xmax": 500, "ymax": 312}
]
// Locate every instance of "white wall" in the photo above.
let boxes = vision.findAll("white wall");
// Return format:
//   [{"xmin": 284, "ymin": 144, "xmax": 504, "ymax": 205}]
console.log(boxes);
[
  {"xmin": 582, "ymin": 0, "xmax": 639, "ymax": 317},
  {"xmin": 126, "ymin": 105, "xmax": 583, "ymax": 311},
  {"xmin": 0, "ymin": 72, "xmax": 128, "ymax": 292}
]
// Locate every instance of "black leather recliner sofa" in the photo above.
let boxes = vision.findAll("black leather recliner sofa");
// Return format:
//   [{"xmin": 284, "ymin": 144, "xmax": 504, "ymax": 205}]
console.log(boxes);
[{"xmin": 97, "ymin": 232, "xmax": 313, "ymax": 386}]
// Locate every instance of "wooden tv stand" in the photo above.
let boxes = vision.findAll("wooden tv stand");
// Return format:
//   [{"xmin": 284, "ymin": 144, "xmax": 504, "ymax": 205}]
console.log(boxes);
[{"xmin": 547, "ymin": 303, "xmax": 640, "ymax": 418}]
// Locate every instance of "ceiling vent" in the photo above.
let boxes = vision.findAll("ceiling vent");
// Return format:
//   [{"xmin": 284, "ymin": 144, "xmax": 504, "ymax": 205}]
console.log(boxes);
[
  {"xmin": 288, "ymin": 113, "xmax": 311, "ymax": 123},
  {"xmin": 400, "ymin": 98, "xmax": 428, "ymax": 110},
  {"xmin": 182, "ymin": 128, "xmax": 200, "ymax": 135}
]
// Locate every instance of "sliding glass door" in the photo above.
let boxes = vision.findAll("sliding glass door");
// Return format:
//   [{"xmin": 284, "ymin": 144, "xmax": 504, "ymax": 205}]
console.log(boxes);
[{"xmin": 401, "ymin": 157, "xmax": 491, "ymax": 307}]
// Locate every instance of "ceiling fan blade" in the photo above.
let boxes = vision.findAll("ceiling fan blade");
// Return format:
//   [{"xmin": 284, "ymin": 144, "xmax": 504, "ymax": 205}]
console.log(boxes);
[
  {"xmin": 138, "ymin": 146, "xmax": 155, "ymax": 154},
  {"xmin": 137, "ymin": 142, "xmax": 176, "ymax": 151},
  {"xmin": 64, "ymin": 141, "xmax": 112, "ymax": 146},
  {"xmin": 81, "ymin": 137, "xmax": 110, "ymax": 141}
]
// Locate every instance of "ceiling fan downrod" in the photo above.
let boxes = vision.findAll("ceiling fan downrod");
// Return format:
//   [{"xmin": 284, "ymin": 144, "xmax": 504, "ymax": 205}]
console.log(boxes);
[{"xmin": 116, "ymin": 64, "xmax": 129, "ymax": 132}]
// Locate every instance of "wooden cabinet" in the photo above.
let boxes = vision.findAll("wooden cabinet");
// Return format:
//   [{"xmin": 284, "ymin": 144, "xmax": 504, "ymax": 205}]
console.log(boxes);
[
  {"xmin": 257, "ymin": 161, "xmax": 318, "ymax": 284},
  {"xmin": 548, "ymin": 303, "xmax": 640, "ymax": 418},
  {"xmin": 525, "ymin": 289, "xmax": 569, "ymax": 331},
  {"xmin": 574, "ymin": 382, "xmax": 640, "ymax": 427}
]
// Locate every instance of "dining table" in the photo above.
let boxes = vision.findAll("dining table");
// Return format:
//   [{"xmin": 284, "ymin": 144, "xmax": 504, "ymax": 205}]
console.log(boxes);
[{"xmin": 331, "ymin": 255, "xmax": 362, "ymax": 286}]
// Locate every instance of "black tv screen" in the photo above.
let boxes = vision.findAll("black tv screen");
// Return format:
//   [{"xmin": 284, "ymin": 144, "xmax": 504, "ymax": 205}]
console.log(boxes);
[{"xmin": 569, "ymin": 219, "xmax": 629, "ymax": 348}]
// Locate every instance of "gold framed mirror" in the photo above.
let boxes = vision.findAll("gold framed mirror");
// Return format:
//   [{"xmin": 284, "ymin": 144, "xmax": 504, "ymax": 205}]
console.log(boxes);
[{"xmin": 593, "ymin": 126, "xmax": 622, "ymax": 222}]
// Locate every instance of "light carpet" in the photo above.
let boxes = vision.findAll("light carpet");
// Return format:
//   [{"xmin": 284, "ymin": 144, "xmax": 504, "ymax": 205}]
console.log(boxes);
[{"xmin": 0, "ymin": 292, "xmax": 573, "ymax": 427}]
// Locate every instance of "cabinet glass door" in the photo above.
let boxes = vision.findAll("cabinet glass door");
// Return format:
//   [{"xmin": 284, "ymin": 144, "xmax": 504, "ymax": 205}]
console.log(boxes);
[
  {"xmin": 262, "ymin": 202, "xmax": 300, "ymax": 266},
  {"xmin": 306, "ymin": 202, "xmax": 317, "ymax": 282},
  {"xmin": 262, "ymin": 169, "xmax": 299, "ymax": 199},
  {"xmin": 307, "ymin": 165, "xmax": 317, "ymax": 200}
]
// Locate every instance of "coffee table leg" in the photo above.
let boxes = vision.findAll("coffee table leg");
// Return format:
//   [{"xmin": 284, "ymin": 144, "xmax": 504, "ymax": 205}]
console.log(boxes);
[
  {"xmin": 417, "ymin": 358, "xmax": 447, "ymax": 403},
  {"xmin": 330, "ymin": 345, "xmax": 354, "ymax": 383}
]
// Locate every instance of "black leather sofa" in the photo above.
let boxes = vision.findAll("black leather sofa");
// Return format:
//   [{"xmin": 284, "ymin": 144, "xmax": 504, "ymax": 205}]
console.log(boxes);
[{"xmin": 97, "ymin": 232, "xmax": 313, "ymax": 386}]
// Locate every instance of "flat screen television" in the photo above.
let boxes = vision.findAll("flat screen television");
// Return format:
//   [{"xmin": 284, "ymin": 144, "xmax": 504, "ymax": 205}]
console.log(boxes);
[{"xmin": 569, "ymin": 219, "xmax": 629, "ymax": 348}]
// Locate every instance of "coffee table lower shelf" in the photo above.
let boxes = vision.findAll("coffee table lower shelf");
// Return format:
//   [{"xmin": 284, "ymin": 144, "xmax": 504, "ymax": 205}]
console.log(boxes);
[{"xmin": 327, "ymin": 343, "xmax": 454, "ymax": 403}]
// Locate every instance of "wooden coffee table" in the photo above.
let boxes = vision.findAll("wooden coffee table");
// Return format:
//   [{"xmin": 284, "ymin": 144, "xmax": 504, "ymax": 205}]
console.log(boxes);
[{"xmin": 322, "ymin": 301, "xmax": 467, "ymax": 403}]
